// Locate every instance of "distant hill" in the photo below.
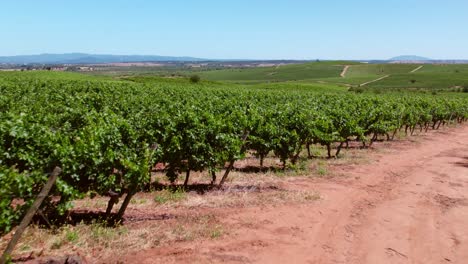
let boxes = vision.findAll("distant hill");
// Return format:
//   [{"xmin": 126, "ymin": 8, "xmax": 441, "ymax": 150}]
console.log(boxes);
[
  {"xmin": 389, "ymin": 55, "xmax": 432, "ymax": 61},
  {"xmin": 0, "ymin": 53, "xmax": 206, "ymax": 64}
]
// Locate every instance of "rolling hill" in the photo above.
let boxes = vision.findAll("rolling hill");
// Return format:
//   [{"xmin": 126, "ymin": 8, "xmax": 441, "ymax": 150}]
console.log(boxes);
[
  {"xmin": 195, "ymin": 61, "xmax": 357, "ymax": 84},
  {"xmin": 0, "ymin": 53, "xmax": 206, "ymax": 64},
  {"xmin": 389, "ymin": 55, "xmax": 432, "ymax": 61}
]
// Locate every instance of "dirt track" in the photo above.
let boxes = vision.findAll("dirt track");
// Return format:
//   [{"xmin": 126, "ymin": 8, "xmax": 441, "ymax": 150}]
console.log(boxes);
[
  {"xmin": 360, "ymin": 74, "xmax": 390, "ymax": 86},
  {"xmin": 119, "ymin": 125, "xmax": 468, "ymax": 264},
  {"xmin": 340, "ymin": 65, "xmax": 350, "ymax": 77},
  {"xmin": 410, "ymin": 65, "xmax": 424, "ymax": 73}
]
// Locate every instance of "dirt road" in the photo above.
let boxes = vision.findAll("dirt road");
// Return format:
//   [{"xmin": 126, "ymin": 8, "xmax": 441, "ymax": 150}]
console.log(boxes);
[
  {"xmin": 360, "ymin": 74, "xmax": 390, "ymax": 86},
  {"xmin": 340, "ymin": 65, "xmax": 350, "ymax": 77},
  {"xmin": 120, "ymin": 125, "xmax": 468, "ymax": 264},
  {"xmin": 410, "ymin": 65, "xmax": 424, "ymax": 73}
]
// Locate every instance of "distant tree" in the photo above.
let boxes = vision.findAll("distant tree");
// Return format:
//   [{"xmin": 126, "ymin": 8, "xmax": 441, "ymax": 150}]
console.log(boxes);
[
  {"xmin": 189, "ymin": 75, "xmax": 201, "ymax": 83},
  {"xmin": 353, "ymin": 87, "xmax": 364, "ymax": 93}
]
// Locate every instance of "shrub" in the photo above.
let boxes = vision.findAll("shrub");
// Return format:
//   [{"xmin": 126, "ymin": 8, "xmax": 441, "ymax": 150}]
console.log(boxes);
[
  {"xmin": 189, "ymin": 75, "xmax": 201, "ymax": 83},
  {"xmin": 154, "ymin": 188, "xmax": 186, "ymax": 204},
  {"xmin": 355, "ymin": 87, "xmax": 364, "ymax": 93}
]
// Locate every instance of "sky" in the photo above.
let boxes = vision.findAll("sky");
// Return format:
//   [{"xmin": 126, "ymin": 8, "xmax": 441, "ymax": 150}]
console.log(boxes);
[{"xmin": 1, "ymin": 0, "xmax": 468, "ymax": 60}]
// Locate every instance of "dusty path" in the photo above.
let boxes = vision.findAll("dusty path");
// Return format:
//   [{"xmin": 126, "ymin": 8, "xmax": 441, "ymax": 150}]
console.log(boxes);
[
  {"xmin": 118, "ymin": 125, "xmax": 468, "ymax": 264},
  {"xmin": 360, "ymin": 74, "xmax": 390, "ymax": 86},
  {"xmin": 340, "ymin": 65, "xmax": 350, "ymax": 77},
  {"xmin": 410, "ymin": 65, "xmax": 424, "ymax": 73}
]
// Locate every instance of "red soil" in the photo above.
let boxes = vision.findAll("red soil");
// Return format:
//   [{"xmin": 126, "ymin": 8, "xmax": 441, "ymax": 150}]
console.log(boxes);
[{"xmin": 112, "ymin": 125, "xmax": 468, "ymax": 264}]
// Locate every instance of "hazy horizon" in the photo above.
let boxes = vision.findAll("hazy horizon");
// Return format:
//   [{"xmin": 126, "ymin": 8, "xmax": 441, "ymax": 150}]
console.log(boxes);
[
  {"xmin": 1, "ymin": 1, "xmax": 467, "ymax": 60},
  {"xmin": 0, "ymin": 53, "xmax": 446, "ymax": 62}
]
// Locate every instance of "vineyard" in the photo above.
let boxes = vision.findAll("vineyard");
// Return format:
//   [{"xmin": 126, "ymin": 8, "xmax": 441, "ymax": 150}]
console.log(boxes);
[
  {"xmin": 1, "ymin": 73, "xmax": 468, "ymax": 236},
  {"xmin": 191, "ymin": 61, "xmax": 468, "ymax": 92}
]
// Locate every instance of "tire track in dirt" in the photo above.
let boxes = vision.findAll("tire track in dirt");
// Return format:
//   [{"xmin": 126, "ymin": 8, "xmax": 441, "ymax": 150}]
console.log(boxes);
[
  {"xmin": 410, "ymin": 65, "xmax": 424, "ymax": 73},
  {"xmin": 360, "ymin": 74, "xmax": 390, "ymax": 86},
  {"xmin": 340, "ymin": 65, "xmax": 350, "ymax": 77},
  {"xmin": 114, "ymin": 125, "xmax": 468, "ymax": 264}
]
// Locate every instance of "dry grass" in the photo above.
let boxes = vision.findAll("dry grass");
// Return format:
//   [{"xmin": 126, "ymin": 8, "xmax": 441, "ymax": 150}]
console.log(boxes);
[
  {"xmin": 1, "ymin": 143, "xmax": 374, "ymax": 262},
  {"xmin": 0, "ymin": 176, "xmax": 319, "ymax": 262},
  {"xmin": 1, "ymin": 185, "xmax": 319, "ymax": 261},
  {"xmin": 179, "ymin": 188, "xmax": 320, "ymax": 209},
  {"xmin": 0, "ymin": 212, "xmax": 225, "ymax": 261}
]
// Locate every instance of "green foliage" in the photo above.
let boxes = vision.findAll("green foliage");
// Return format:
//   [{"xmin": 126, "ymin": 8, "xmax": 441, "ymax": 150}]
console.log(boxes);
[
  {"xmin": 195, "ymin": 61, "xmax": 346, "ymax": 83},
  {"xmin": 0, "ymin": 167, "xmax": 46, "ymax": 234},
  {"xmin": 65, "ymin": 229, "xmax": 79, "ymax": 243},
  {"xmin": 0, "ymin": 71, "xmax": 467, "ymax": 234},
  {"xmin": 189, "ymin": 74, "xmax": 201, "ymax": 83},
  {"xmin": 154, "ymin": 188, "xmax": 186, "ymax": 204},
  {"xmin": 318, "ymin": 64, "xmax": 419, "ymax": 85},
  {"xmin": 316, "ymin": 64, "xmax": 468, "ymax": 91},
  {"xmin": 346, "ymin": 64, "xmax": 417, "ymax": 77},
  {"xmin": 358, "ymin": 64, "xmax": 468, "ymax": 91}
]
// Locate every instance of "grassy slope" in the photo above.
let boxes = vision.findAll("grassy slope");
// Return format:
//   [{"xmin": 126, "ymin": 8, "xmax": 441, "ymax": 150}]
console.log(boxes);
[
  {"xmin": 93, "ymin": 62, "xmax": 468, "ymax": 92},
  {"xmin": 0, "ymin": 70, "xmax": 115, "ymax": 81},
  {"xmin": 418, "ymin": 64, "xmax": 468, "ymax": 73},
  {"xmin": 249, "ymin": 81, "xmax": 347, "ymax": 92},
  {"xmin": 317, "ymin": 64, "xmax": 420, "ymax": 85},
  {"xmin": 346, "ymin": 64, "xmax": 419, "ymax": 76},
  {"xmin": 123, "ymin": 75, "xmax": 347, "ymax": 93},
  {"xmin": 196, "ymin": 61, "xmax": 350, "ymax": 83},
  {"xmin": 195, "ymin": 62, "xmax": 431, "ymax": 88},
  {"xmin": 365, "ymin": 64, "xmax": 468, "ymax": 90},
  {"xmin": 318, "ymin": 64, "xmax": 468, "ymax": 91},
  {"xmin": 7, "ymin": 63, "xmax": 467, "ymax": 93},
  {"xmin": 0, "ymin": 70, "xmax": 347, "ymax": 94}
]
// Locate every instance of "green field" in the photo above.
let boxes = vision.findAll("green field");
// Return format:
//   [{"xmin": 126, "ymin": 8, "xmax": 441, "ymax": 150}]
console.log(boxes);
[
  {"xmin": 346, "ymin": 64, "xmax": 418, "ymax": 76},
  {"xmin": 8, "ymin": 61, "xmax": 468, "ymax": 93},
  {"xmin": 334, "ymin": 64, "xmax": 420, "ymax": 85},
  {"xmin": 0, "ymin": 70, "xmax": 114, "ymax": 81},
  {"xmin": 195, "ymin": 61, "xmax": 350, "ymax": 83},
  {"xmin": 1, "ymin": 65, "xmax": 467, "ymax": 264},
  {"xmin": 2, "ymin": 70, "xmax": 467, "ymax": 236},
  {"xmin": 189, "ymin": 62, "xmax": 422, "ymax": 85},
  {"xmin": 367, "ymin": 65, "xmax": 468, "ymax": 91},
  {"xmin": 364, "ymin": 64, "xmax": 468, "ymax": 91},
  {"xmin": 182, "ymin": 62, "xmax": 468, "ymax": 92},
  {"xmin": 121, "ymin": 74, "xmax": 347, "ymax": 92}
]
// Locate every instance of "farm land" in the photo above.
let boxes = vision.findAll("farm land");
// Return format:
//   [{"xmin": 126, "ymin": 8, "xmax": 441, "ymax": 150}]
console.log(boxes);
[{"xmin": 1, "ymin": 61, "xmax": 468, "ymax": 263}]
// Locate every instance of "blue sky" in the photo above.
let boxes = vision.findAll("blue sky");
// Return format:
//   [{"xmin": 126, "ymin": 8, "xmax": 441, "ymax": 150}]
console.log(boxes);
[{"xmin": 1, "ymin": 0, "xmax": 467, "ymax": 59}]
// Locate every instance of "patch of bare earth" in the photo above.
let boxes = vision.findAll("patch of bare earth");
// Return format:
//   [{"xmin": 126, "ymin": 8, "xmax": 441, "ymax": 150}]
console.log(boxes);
[
  {"xmin": 113, "ymin": 124, "xmax": 468, "ymax": 264},
  {"xmin": 2, "ymin": 125, "xmax": 468, "ymax": 263}
]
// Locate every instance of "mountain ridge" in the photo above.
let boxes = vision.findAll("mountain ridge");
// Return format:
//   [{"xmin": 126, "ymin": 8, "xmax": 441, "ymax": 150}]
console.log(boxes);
[
  {"xmin": 389, "ymin": 55, "xmax": 432, "ymax": 61},
  {"xmin": 0, "ymin": 53, "xmax": 206, "ymax": 64}
]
